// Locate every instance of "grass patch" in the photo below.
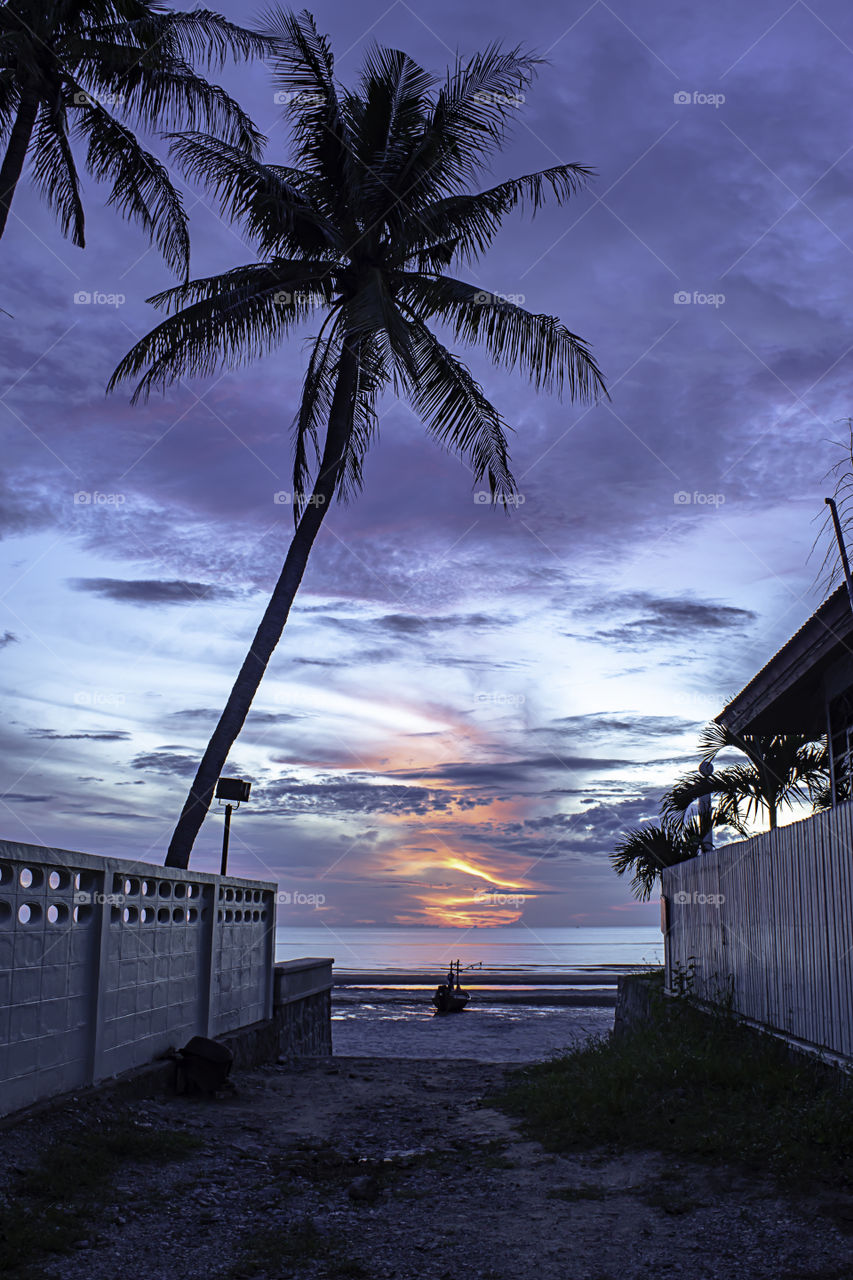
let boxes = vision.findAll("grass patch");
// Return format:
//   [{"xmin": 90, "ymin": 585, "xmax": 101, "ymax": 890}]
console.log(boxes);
[
  {"xmin": 493, "ymin": 997, "xmax": 853, "ymax": 1189},
  {"xmin": 0, "ymin": 1120, "xmax": 201, "ymax": 1275},
  {"xmin": 228, "ymin": 1217, "xmax": 367, "ymax": 1278}
]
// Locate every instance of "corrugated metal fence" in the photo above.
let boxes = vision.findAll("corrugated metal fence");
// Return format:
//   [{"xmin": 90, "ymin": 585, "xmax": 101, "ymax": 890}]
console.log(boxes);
[{"xmin": 662, "ymin": 801, "xmax": 853, "ymax": 1062}]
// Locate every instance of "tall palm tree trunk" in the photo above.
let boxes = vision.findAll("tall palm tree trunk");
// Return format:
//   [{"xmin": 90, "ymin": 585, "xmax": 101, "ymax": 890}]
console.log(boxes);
[
  {"xmin": 165, "ymin": 338, "xmax": 359, "ymax": 869},
  {"xmin": 0, "ymin": 89, "xmax": 39, "ymax": 240}
]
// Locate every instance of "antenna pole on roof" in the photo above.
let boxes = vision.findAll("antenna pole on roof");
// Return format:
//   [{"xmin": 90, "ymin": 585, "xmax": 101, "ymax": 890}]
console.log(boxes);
[{"xmin": 825, "ymin": 497, "xmax": 853, "ymax": 619}]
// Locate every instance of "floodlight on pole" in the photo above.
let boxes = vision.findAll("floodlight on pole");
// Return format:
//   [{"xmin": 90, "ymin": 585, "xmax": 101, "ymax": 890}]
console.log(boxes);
[{"xmin": 215, "ymin": 777, "xmax": 251, "ymax": 875}]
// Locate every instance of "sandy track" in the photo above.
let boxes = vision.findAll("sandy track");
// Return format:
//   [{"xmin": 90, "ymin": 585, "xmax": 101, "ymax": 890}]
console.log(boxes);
[{"xmin": 4, "ymin": 1054, "xmax": 852, "ymax": 1280}]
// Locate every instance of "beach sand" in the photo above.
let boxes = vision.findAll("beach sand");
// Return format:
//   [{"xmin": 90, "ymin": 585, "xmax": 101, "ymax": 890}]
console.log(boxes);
[{"xmin": 332, "ymin": 992, "xmax": 616, "ymax": 1061}]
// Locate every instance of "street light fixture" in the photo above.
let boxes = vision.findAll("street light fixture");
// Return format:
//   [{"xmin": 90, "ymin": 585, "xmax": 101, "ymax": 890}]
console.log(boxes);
[{"xmin": 215, "ymin": 777, "xmax": 251, "ymax": 875}]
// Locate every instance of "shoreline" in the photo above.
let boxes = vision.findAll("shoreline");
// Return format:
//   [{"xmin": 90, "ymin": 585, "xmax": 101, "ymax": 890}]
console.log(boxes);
[
  {"xmin": 332, "ymin": 964, "xmax": 652, "ymax": 987},
  {"xmin": 333, "ymin": 988, "xmax": 618, "ymax": 1007}
]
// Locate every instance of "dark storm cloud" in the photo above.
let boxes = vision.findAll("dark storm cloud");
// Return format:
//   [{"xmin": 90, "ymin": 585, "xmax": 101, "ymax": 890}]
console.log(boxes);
[
  {"xmin": 129, "ymin": 748, "xmax": 249, "ymax": 778},
  {"xmin": 167, "ymin": 708, "xmax": 302, "ymax": 726},
  {"xmin": 130, "ymin": 750, "xmax": 201, "ymax": 777},
  {"xmin": 258, "ymin": 776, "xmax": 471, "ymax": 816},
  {"xmin": 68, "ymin": 578, "xmax": 240, "ymax": 605},
  {"xmin": 323, "ymin": 611, "xmax": 515, "ymax": 640},
  {"xmin": 539, "ymin": 713, "xmax": 701, "ymax": 739},
  {"xmin": 0, "ymin": 475, "xmax": 54, "ymax": 540},
  {"xmin": 576, "ymin": 593, "xmax": 757, "ymax": 646},
  {"xmin": 29, "ymin": 728, "xmax": 132, "ymax": 741},
  {"xmin": 1, "ymin": 792, "xmax": 52, "ymax": 803},
  {"xmin": 392, "ymin": 755, "xmax": 634, "ymax": 787},
  {"xmin": 0, "ymin": 631, "xmax": 18, "ymax": 648}
]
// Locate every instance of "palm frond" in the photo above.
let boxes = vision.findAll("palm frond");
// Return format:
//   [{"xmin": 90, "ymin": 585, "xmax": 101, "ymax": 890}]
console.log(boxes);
[
  {"xmin": 403, "ymin": 44, "xmax": 540, "ymax": 203},
  {"xmin": 611, "ymin": 820, "xmax": 703, "ymax": 902},
  {"xmin": 31, "ymin": 102, "xmax": 85, "ymax": 245},
  {"xmin": 79, "ymin": 57, "xmax": 265, "ymax": 153},
  {"xmin": 398, "ymin": 164, "xmax": 594, "ymax": 267},
  {"xmin": 167, "ymin": 132, "xmax": 338, "ymax": 256},
  {"xmin": 108, "ymin": 260, "xmax": 337, "ymax": 400},
  {"xmin": 73, "ymin": 98, "xmax": 190, "ymax": 277},
  {"xmin": 93, "ymin": 8, "xmax": 277, "ymax": 68},
  {"xmin": 262, "ymin": 7, "xmax": 355, "ymax": 223},
  {"xmin": 397, "ymin": 272, "xmax": 607, "ymax": 402},
  {"xmin": 394, "ymin": 312, "xmax": 515, "ymax": 499}
]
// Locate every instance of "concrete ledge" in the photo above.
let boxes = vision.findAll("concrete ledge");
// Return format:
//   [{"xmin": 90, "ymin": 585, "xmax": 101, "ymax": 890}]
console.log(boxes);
[
  {"xmin": 276, "ymin": 958, "xmax": 334, "ymax": 1004},
  {"xmin": 613, "ymin": 970, "xmax": 665, "ymax": 1036}
]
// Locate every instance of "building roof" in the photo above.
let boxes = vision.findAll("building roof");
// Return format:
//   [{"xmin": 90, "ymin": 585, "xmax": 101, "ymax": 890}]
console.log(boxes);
[{"xmin": 716, "ymin": 584, "xmax": 853, "ymax": 735}]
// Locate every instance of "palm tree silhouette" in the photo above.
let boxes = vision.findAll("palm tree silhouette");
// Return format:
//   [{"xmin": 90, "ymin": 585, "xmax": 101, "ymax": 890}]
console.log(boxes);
[
  {"xmin": 0, "ymin": 0, "xmax": 272, "ymax": 273},
  {"xmin": 612, "ymin": 724, "xmax": 830, "ymax": 901},
  {"xmin": 662, "ymin": 722, "xmax": 828, "ymax": 833},
  {"xmin": 110, "ymin": 9, "xmax": 608, "ymax": 868}
]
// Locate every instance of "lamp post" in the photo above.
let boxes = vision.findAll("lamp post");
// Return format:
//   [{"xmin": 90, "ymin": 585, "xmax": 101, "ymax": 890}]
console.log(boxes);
[
  {"xmin": 215, "ymin": 777, "xmax": 251, "ymax": 876},
  {"xmin": 698, "ymin": 759, "xmax": 714, "ymax": 855}
]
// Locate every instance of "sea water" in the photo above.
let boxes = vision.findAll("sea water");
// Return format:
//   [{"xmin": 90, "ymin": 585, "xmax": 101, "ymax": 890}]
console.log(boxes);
[{"xmin": 275, "ymin": 924, "xmax": 663, "ymax": 972}]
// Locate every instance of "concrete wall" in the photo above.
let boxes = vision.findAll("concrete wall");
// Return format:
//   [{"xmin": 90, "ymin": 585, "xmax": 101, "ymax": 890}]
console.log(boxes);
[{"xmin": 0, "ymin": 838, "xmax": 276, "ymax": 1116}]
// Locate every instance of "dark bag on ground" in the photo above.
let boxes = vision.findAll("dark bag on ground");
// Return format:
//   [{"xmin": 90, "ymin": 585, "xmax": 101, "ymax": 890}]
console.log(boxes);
[{"xmin": 175, "ymin": 1036, "xmax": 234, "ymax": 1095}]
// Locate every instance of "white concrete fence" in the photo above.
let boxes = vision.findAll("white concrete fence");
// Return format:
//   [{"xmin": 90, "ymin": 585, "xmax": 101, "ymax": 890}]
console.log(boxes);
[
  {"xmin": 0, "ymin": 838, "xmax": 276, "ymax": 1115},
  {"xmin": 662, "ymin": 800, "xmax": 853, "ymax": 1065}
]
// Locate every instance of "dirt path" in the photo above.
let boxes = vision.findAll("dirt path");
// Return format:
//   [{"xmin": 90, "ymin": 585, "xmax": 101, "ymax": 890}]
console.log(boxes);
[{"xmin": 3, "ymin": 1055, "xmax": 851, "ymax": 1280}]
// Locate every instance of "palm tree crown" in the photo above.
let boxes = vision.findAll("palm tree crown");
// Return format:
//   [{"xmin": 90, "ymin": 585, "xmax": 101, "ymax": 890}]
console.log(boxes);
[
  {"xmin": 662, "ymin": 722, "xmax": 828, "ymax": 833},
  {"xmin": 0, "ymin": 0, "xmax": 273, "ymax": 273},
  {"xmin": 111, "ymin": 8, "xmax": 607, "ymax": 503},
  {"xmin": 109, "ymin": 8, "xmax": 608, "ymax": 868}
]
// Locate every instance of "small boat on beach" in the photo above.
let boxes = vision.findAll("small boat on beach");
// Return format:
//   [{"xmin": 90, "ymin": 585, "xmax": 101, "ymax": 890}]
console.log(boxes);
[{"xmin": 432, "ymin": 959, "xmax": 472, "ymax": 1013}]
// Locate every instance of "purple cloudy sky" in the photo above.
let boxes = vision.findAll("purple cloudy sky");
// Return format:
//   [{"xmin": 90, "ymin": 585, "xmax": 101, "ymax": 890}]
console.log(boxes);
[{"xmin": 0, "ymin": 0, "xmax": 849, "ymax": 930}]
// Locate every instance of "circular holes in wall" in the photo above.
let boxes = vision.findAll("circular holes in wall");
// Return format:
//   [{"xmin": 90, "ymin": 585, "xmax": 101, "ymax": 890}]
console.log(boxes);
[
  {"xmin": 19, "ymin": 867, "xmax": 44, "ymax": 891},
  {"xmin": 73, "ymin": 904, "xmax": 92, "ymax": 924},
  {"xmin": 48, "ymin": 870, "xmax": 69, "ymax": 891},
  {"xmin": 0, "ymin": 901, "xmax": 12, "ymax": 926},
  {"xmin": 47, "ymin": 903, "xmax": 70, "ymax": 925},
  {"xmin": 174, "ymin": 883, "xmax": 187, "ymax": 899},
  {"xmin": 18, "ymin": 903, "xmax": 41, "ymax": 924},
  {"xmin": 158, "ymin": 882, "xmax": 172, "ymax": 898},
  {"xmin": 157, "ymin": 907, "xmax": 171, "ymax": 924}
]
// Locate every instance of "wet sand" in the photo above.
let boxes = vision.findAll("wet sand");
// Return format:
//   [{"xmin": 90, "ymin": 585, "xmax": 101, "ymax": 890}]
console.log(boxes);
[{"xmin": 332, "ymin": 990, "xmax": 616, "ymax": 1062}]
